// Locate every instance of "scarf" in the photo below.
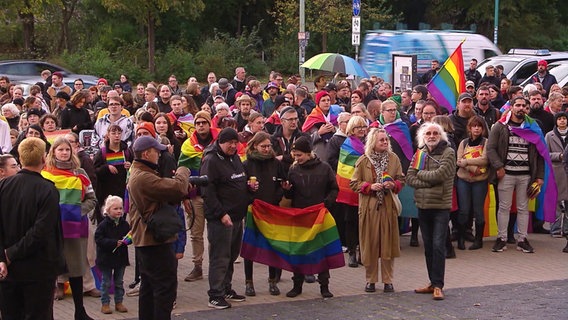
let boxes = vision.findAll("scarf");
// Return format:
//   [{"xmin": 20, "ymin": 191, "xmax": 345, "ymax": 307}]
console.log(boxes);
[
  {"xmin": 554, "ymin": 126, "xmax": 568, "ymax": 149},
  {"xmin": 368, "ymin": 151, "xmax": 389, "ymax": 205},
  {"xmin": 247, "ymin": 149, "xmax": 275, "ymax": 161}
]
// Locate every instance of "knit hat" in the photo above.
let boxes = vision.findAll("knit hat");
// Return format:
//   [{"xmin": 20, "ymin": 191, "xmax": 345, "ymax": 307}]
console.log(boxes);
[
  {"xmin": 136, "ymin": 122, "xmax": 156, "ymax": 138},
  {"xmin": 274, "ymin": 95, "xmax": 291, "ymax": 110},
  {"xmin": 291, "ymin": 136, "xmax": 312, "ymax": 153},
  {"xmin": 387, "ymin": 95, "xmax": 402, "ymax": 108},
  {"xmin": 26, "ymin": 108, "xmax": 43, "ymax": 118},
  {"xmin": 194, "ymin": 110, "xmax": 212, "ymax": 125},
  {"xmin": 315, "ymin": 91, "xmax": 330, "ymax": 105},
  {"xmin": 97, "ymin": 78, "xmax": 108, "ymax": 85},
  {"xmin": 217, "ymin": 127, "xmax": 239, "ymax": 144}
]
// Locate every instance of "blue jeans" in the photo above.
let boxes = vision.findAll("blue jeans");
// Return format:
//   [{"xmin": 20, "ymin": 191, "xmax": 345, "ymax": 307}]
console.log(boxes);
[
  {"xmin": 418, "ymin": 209, "xmax": 450, "ymax": 289},
  {"xmin": 100, "ymin": 266, "xmax": 126, "ymax": 305},
  {"xmin": 456, "ymin": 178, "xmax": 488, "ymax": 225}
]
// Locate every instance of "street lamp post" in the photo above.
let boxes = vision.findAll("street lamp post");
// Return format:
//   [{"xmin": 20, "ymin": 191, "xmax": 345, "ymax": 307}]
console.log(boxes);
[{"xmin": 494, "ymin": 0, "xmax": 499, "ymax": 45}]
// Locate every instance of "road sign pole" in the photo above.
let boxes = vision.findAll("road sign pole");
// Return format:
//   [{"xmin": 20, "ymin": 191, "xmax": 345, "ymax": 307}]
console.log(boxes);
[
  {"xmin": 352, "ymin": 0, "xmax": 361, "ymax": 62},
  {"xmin": 299, "ymin": 0, "xmax": 306, "ymax": 83}
]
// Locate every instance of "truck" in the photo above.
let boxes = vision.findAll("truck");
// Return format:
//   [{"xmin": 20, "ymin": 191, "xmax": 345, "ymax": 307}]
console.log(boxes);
[{"xmin": 360, "ymin": 30, "xmax": 502, "ymax": 83}]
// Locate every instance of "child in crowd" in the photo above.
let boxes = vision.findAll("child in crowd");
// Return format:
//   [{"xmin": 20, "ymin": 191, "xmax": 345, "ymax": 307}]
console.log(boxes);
[{"xmin": 95, "ymin": 195, "xmax": 130, "ymax": 314}]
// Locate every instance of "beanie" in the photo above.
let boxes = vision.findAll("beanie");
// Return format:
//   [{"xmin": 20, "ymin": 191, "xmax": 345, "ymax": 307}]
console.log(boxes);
[
  {"xmin": 315, "ymin": 91, "xmax": 330, "ymax": 105},
  {"xmin": 136, "ymin": 122, "xmax": 156, "ymax": 138},
  {"xmin": 217, "ymin": 127, "xmax": 239, "ymax": 144},
  {"xmin": 194, "ymin": 110, "xmax": 212, "ymax": 125}
]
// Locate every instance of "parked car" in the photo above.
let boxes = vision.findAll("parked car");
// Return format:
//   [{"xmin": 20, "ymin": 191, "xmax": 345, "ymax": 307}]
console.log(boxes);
[
  {"xmin": 0, "ymin": 60, "xmax": 98, "ymax": 84},
  {"xmin": 12, "ymin": 77, "xmax": 97, "ymax": 96},
  {"xmin": 477, "ymin": 49, "xmax": 568, "ymax": 85},
  {"xmin": 520, "ymin": 60, "xmax": 568, "ymax": 89}
]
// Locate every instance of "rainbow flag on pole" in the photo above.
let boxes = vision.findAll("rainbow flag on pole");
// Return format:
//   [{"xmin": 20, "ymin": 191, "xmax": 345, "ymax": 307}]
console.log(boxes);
[
  {"xmin": 426, "ymin": 41, "xmax": 466, "ymax": 113},
  {"xmin": 241, "ymin": 200, "xmax": 345, "ymax": 274},
  {"xmin": 410, "ymin": 149, "xmax": 428, "ymax": 170}
]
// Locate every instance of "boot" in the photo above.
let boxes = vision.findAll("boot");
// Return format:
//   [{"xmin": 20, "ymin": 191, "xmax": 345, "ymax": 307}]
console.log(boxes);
[
  {"xmin": 54, "ymin": 282, "xmax": 65, "ymax": 300},
  {"xmin": 74, "ymin": 307, "xmax": 94, "ymax": 320},
  {"xmin": 115, "ymin": 302, "xmax": 128, "ymax": 313},
  {"xmin": 101, "ymin": 304, "xmax": 112, "ymax": 314},
  {"xmin": 348, "ymin": 251, "xmax": 358, "ymax": 268},
  {"xmin": 245, "ymin": 280, "xmax": 256, "ymax": 296},
  {"xmin": 410, "ymin": 220, "xmax": 420, "ymax": 247},
  {"xmin": 457, "ymin": 224, "xmax": 466, "ymax": 250},
  {"xmin": 184, "ymin": 265, "xmax": 203, "ymax": 282},
  {"xmin": 268, "ymin": 279, "xmax": 280, "ymax": 296},
  {"xmin": 286, "ymin": 280, "xmax": 303, "ymax": 298},
  {"xmin": 446, "ymin": 228, "xmax": 456, "ymax": 259},
  {"xmin": 469, "ymin": 223, "xmax": 485, "ymax": 250},
  {"xmin": 320, "ymin": 284, "xmax": 334, "ymax": 298}
]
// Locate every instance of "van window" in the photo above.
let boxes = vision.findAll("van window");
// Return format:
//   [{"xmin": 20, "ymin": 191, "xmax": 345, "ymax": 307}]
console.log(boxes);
[
  {"xmin": 484, "ymin": 49, "xmax": 499, "ymax": 59},
  {"xmin": 513, "ymin": 62, "xmax": 537, "ymax": 85}
]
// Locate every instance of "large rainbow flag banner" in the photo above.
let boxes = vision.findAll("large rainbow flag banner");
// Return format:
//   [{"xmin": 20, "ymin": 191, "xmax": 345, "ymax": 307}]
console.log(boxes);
[
  {"xmin": 426, "ymin": 41, "xmax": 466, "ymax": 113},
  {"xmin": 336, "ymin": 136, "xmax": 364, "ymax": 206},
  {"xmin": 241, "ymin": 200, "xmax": 345, "ymax": 274}
]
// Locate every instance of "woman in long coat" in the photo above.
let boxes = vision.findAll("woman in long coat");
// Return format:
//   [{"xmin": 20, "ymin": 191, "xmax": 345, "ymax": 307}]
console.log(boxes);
[{"xmin": 350, "ymin": 128, "xmax": 404, "ymax": 294}]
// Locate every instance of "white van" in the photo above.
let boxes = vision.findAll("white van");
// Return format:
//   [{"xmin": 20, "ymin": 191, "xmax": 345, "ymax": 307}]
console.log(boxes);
[{"xmin": 360, "ymin": 30, "xmax": 502, "ymax": 83}]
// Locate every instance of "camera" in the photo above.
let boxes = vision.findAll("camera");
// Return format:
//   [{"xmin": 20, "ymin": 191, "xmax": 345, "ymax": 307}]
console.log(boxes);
[{"xmin": 189, "ymin": 175, "xmax": 209, "ymax": 186}]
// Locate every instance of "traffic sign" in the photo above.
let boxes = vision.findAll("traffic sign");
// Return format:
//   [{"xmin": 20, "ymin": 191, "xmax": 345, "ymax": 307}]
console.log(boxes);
[
  {"xmin": 352, "ymin": 33, "xmax": 360, "ymax": 45},
  {"xmin": 352, "ymin": 16, "xmax": 361, "ymax": 33},
  {"xmin": 353, "ymin": 0, "xmax": 360, "ymax": 16}
]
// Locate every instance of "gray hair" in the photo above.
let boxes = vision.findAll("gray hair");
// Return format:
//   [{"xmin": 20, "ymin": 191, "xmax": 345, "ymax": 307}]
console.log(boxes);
[
  {"xmin": 2, "ymin": 103, "xmax": 20, "ymax": 115},
  {"xmin": 416, "ymin": 122, "xmax": 448, "ymax": 148},
  {"xmin": 365, "ymin": 128, "xmax": 390, "ymax": 156}
]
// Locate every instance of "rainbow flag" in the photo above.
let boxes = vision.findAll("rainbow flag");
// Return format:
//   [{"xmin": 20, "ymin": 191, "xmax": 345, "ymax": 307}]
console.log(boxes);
[
  {"xmin": 44, "ymin": 129, "xmax": 72, "ymax": 145},
  {"xmin": 497, "ymin": 113, "xmax": 557, "ymax": 222},
  {"xmin": 241, "ymin": 200, "xmax": 345, "ymax": 274},
  {"xmin": 336, "ymin": 136, "xmax": 364, "ymax": 206},
  {"xmin": 106, "ymin": 151, "xmax": 125, "ymax": 166},
  {"xmin": 410, "ymin": 149, "xmax": 427, "ymax": 170},
  {"xmin": 383, "ymin": 120, "xmax": 413, "ymax": 161},
  {"xmin": 42, "ymin": 168, "xmax": 89, "ymax": 238},
  {"xmin": 113, "ymin": 231, "xmax": 133, "ymax": 253},
  {"xmin": 426, "ymin": 41, "xmax": 466, "ymax": 113},
  {"xmin": 301, "ymin": 105, "xmax": 341, "ymax": 133},
  {"xmin": 178, "ymin": 129, "xmax": 219, "ymax": 175},
  {"xmin": 382, "ymin": 172, "xmax": 394, "ymax": 182},
  {"xmin": 177, "ymin": 114, "xmax": 195, "ymax": 136}
]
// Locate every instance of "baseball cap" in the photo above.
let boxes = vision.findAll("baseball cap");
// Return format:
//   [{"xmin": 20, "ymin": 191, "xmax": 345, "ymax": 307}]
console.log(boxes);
[
  {"xmin": 538, "ymin": 60, "xmax": 548, "ymax": 67},
  {"xmin": 458, "ymin": 92, "xmax": 473, "ymax": 102},
  {"xmin": 132, "ymin": 136, "xmax": 166, "ymax": 152},
  {"xmin": 465, "ymin": 80, "xmax": 475, "ymax": 88}
]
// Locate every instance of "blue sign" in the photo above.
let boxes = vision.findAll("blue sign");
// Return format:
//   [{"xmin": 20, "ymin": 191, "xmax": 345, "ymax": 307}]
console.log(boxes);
[{"xmin": 353, "ymin": 0, "xmax": 360, "ymax": 16}]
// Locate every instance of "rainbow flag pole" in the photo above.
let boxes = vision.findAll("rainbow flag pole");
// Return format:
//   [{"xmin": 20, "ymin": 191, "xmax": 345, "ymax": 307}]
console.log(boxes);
[{"xmin": 426, "ymin": 40, "xmax": 466, "ymax": 113}]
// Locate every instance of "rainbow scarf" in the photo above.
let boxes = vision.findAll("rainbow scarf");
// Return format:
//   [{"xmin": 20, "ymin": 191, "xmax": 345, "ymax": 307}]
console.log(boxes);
[
  {"xmin": 178, "ymin": 129, "xmax": 219, "ymax": 175},
  {"xmin": 498, "ymin": 113, "xmax": 557, "ymax": 222},
  {"xmin": 44, "ymin": 129, "xmax": 72, "ymax": 145},
  {"xmin": 382, "ymin": 120, "xmax": 414, "ymax": 161},
  {"xmin": 241, "ymin": 200, "xmax": 345, "ymax": 274},
  {"xmin": 336, "ymin": 136, "xmax": 364, "ymax": 206},
  {"xmin": 301, "ymin": 105, "xmax": 340, "ymax": 133},
  {"xmin": 42, "ymin": 167, "xmax": 90, "ymax": 238},
  {"xmin": 410, "ymin": 149, "xmax": 428, "ymax": 170},
  {"xmin": 106, "ymin": 151, "xmax": 125, "ymax": 166},
  {"xmin": 167, "ymin": 112, "xmax": 195, "ymax": 137}
]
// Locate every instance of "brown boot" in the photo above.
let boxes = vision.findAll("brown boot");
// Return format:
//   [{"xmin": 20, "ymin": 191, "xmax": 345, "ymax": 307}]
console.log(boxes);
[
  {"xmin": 115, "ymin": 302, "xmax": 128, "ymax": 313},
  {"xmin": 101, "ymin": 304, "xmax": 112, "ymax": 314},
  {"xmin": 54, "ymin": 283, "xmax": 65, "ymax": 300},
  {"xmin": 184, "ymin": 265, "xmax": 203, "ymax": 282}
]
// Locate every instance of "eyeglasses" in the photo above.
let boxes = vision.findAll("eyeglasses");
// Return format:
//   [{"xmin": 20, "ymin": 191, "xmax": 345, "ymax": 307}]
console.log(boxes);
[
  {"xmin": 258, "ymin": 144, "xmax": 272, "ymax": 149},
  {"xmin": 108, "ymin": 103, "xmax": 122, "ymax": 106},
  {"xmin": 412, "ymin": 91, "xmax": 418, "ymax": 93},
  {"xmin": 354, "ymin": 126, "xmax": 368, "ymax": 130},
  {"xmin": 282, "ymin": 117, "xmax": 298, "ymax": 122},
  {"xmin": 195, "ymin": 120, "xmax": 209, "ymax": 126},
  {"xmin": 425, "ymin": 131, "xmax": 440, "ymax": 136},
  {"xmin": 384, "ymin": 109, "xmax": 397, "ymax": 113},
  {"xmin": 422, "ymin": 112, "xmax": 437, "ymax": 116}
]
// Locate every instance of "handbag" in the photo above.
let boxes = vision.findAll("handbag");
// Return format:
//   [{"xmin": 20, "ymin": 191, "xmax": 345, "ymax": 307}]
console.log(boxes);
[
  {"xmin": 145, "ymin": 204, "xmax": 183, "ymax": 243},
  {"xmin": 390, "ymin": 190, "xmax": 403, "ymax": 216}
]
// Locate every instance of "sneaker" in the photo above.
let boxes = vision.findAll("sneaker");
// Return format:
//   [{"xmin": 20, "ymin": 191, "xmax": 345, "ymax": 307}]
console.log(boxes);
[
  {"xmin": 128, "ymin": 280, "xmax": 139, "ymax": 289},
  {"xmin": 208, "ymin": 297, "xmax": 231, "ymax": 309},
  {"xmin": 492, "ymin": 238, "xmax": 507, "ymax": 252},
  {"xmin": 225, "ymin": 289, "xmax": 246, "ymax": 302},
  {"xmin": 516, "ymin": 239, "xmax": 534, "ymax": 253},
  {"xmin": 126, "ymin": 283, "xmax": 140, "ymax": 297}
]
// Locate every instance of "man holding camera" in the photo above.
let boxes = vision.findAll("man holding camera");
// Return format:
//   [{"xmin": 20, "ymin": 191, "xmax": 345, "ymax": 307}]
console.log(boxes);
[
  {"xmin": 201, "ymin": 128, "xmax": 251, "ymax": 309},
  {"xmin": 127, "ymin": 136, "xmax": 190, "ymax": 320}
]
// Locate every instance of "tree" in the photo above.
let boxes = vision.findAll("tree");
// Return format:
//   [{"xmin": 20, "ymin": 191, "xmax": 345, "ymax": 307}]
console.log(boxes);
[{"xmin": 101, "ymin": 0, "xmax": 205, "ymax": 74}]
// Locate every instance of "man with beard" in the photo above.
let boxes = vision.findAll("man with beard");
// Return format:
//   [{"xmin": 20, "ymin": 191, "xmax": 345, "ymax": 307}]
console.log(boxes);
[
  {"xmin": 474, "ymin": 85, "xmax": 500, "ymax": 128},
  {"xmin": 486, "ymin": 97, "xmax": 544, "ymax": 253},
  {"xmin": 271, "ymin": 108, "xmax": 309, "ymax": 173},
  {"xmin": 528, "ymin": 90, "xmax": 554, "ymax": 134},
  {"xmin": 465, "ymin": 59, "xmax": 482, "ymax": 88},
  {"xmin": 157, "ymin": 85, "xmax": 172, "ymax": 113},
  {"xmin": 336, "ymin": 83, "xmax": 351, "ymax": 108},
  {"xmin": 262, "ymin": 82, "xmax": 279, "ymax": 118},
  {"xmin": 529, "ymin": 60, "xmax": 557, "ymax": 96},
  {"xmin": 230, "ymin": 67, "xmax": 247, "ymax": 93},
  {"xmin": 234, "ymin": 94, "xmax": 255, "ymax": 132},
  {"xmin": 449, "ymin": 93, "xmax": 476, "ymax": 148},
  {"xmin": 420, "ymin": 60, "xmax": 440, "ymax": 85}
]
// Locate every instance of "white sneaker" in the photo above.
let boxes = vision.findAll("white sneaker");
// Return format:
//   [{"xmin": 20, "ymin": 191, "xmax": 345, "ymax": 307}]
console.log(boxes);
[{"xmin": 126, "ymin": 283, "xmax": 140, "ymax": 297}]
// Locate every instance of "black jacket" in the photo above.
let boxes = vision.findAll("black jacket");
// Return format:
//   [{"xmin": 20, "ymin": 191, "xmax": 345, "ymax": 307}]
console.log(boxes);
[
  {"xmin": 60, "ymin": 105, "xmax": 93, "ymax": 134},
  {"xmin": 201, "ymin": 142, "xmax": 250, "ymax": 221},
  {"xmin": 529, "ymin": 108, "xmax": 555, "ymax": 135},
  {"xmin": 0, "ymin": 170, "xmax": 66, "ymax": 281},
  {"xmin": 285, "ymin": 157, "xmax": 338, "ymax": 209},
  {"xmin": 243, "ymin": 154, "xmax": 286, "ymax": 205},
  {"xmin": 271, "ymin": 126, "xmax": 309, "ymax": 174},
  {"xmin": 93, "ymin": 141, "xmax": 133, "ymax": 203},
  {"xmin": 95, "ymin": 216, "xmax": 130, "ymax": 269}
]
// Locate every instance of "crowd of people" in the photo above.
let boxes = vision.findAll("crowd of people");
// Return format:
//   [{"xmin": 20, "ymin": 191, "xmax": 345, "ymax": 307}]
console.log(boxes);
[{"xmin": 0, "ymin": 61, "xmax": 567, "ymax": 319}]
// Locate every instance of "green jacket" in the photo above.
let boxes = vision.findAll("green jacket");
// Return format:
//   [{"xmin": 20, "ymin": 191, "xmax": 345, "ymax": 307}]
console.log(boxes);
[{"xmin": 406, "ymin": 141, "xmax": 456, "ymax": 210}]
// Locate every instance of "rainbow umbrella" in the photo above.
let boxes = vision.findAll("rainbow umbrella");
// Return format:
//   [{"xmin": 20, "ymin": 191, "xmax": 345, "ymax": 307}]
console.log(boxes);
[{"xmin": 301, "ymin": 53, "xmax": 369, "ymax": 77}]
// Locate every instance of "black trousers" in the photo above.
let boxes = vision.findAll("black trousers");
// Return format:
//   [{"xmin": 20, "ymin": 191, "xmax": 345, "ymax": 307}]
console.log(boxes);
[
  {"xmin": 137, "ymin": 244, "xmax": 177, "ymax": 320},
  {"xmin": 0, "ymin": 277, "xmax": 55, "ymax": 320}
]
